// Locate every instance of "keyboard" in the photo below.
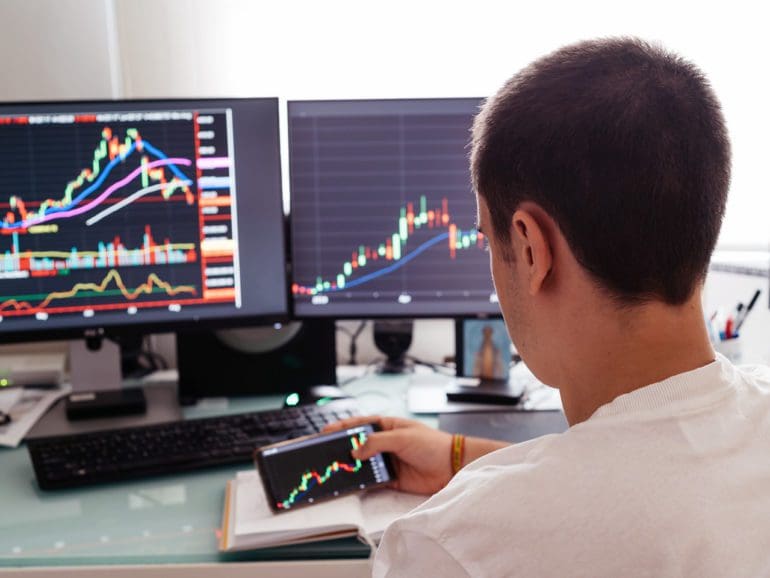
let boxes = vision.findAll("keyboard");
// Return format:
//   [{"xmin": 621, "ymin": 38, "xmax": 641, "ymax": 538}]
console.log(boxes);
[{"xmin": 27, "ymin": 399, "xmax": 359, "ymax": 490}]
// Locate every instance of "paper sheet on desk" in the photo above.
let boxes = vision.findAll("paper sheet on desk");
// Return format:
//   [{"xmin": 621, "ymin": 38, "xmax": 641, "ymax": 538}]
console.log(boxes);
[
  {"xmin": 0, "ymin": 388, "xmax": 23, "ymax": 413},
  {"xmin": 0, "ymin": 386, "xmax": 70, "ymax": 447}
]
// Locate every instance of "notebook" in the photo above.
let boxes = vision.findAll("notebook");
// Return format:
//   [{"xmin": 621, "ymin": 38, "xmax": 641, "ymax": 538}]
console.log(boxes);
[{"xmin": 220, "ymin": 469, "xmax": 426, "ymax": 552}]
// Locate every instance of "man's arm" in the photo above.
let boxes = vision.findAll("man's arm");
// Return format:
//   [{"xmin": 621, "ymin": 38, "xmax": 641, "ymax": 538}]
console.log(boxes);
[{"xmin": 464, "ymin": 435, "xmax": 509, "ymax": 466}]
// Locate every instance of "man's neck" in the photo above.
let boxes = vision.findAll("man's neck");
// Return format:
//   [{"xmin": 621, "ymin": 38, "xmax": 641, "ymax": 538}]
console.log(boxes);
[{"xmin": 557, "ymin": 291, "xmax": 715, "ymax": 425}]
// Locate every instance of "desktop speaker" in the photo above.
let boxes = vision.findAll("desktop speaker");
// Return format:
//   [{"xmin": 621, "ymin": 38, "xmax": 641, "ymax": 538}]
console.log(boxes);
[{"xmin": 176, "ymin": 320, "xmax": 337, "ymax": 404}]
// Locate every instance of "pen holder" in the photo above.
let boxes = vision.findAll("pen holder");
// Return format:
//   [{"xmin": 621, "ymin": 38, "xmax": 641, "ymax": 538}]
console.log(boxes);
[{"xmin": 713, "ymin": 336, "xmax": 742, "ymax": 364}]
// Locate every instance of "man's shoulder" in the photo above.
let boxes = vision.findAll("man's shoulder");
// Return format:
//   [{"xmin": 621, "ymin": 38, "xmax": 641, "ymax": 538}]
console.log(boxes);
[{"xmin": 379, "ymin": 429, "xmax": 619, "ymax": 575}]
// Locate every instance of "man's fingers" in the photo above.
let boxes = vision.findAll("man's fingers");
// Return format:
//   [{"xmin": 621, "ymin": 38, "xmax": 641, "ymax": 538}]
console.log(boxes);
[
  {"xmin": 351, "ymin": 430, "xmax": 403, "ymax": 460},
  {"xmin": 322, "ymin": 415, "xmax": 383, "ymax": 433},
  {"xmin": 323, "ymin": 415, "xmax": 423, "ymax": 434}
]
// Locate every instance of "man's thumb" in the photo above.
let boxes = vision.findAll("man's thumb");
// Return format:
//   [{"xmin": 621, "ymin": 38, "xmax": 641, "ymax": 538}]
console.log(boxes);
[{"xmin": 351, "ymin": 431, "xmax": 397, "ymax": 460}]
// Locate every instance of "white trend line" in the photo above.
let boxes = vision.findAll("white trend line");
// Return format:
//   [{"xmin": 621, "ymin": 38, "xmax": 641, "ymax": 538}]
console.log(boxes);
[{"xmin": 85, "ymin": 180, "xmax": 193, "ymax": 226}]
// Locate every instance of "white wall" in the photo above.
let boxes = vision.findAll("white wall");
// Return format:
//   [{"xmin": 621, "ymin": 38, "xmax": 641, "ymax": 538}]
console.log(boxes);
[{"xmin": 0, "ymin": 0, "xmax": 117, "ymax": 101}]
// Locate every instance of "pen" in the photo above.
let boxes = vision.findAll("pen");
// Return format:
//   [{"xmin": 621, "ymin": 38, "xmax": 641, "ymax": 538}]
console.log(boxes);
[
  {"xmin": 736, "ymin": 289, "xmax": 761, "ymax": 332},
  {"xmin": 725, "ymin": 316, "xmax": 734, "ymax": 340},
  {"xmin": 714, "ymin": 308, "xmax": 727, "ymax": 341},
  {"xmin": 733, "ymin": 303, "xmax": 744, "ymax": 325}
]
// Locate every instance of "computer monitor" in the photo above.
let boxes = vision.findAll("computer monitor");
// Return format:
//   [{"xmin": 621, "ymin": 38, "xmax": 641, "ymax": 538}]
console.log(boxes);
[
  {"xmin": 0, "ymin": 98, "xmax": 287, "ymax": 349},
  {"xmin": 288, "ymin": 98, "xmax": 499, "ymax": 318}
]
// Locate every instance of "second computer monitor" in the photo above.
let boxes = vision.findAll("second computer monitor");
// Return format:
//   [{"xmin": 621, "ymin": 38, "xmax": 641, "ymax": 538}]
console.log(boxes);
[{"xmin": 289, "ymin": 98, "xmax": 499, "ymax": 318}]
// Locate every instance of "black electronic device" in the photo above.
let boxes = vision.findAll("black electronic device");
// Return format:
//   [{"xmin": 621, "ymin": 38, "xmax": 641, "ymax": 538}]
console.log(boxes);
[
  {"xmin": 27, "ymin": 398, "xmax": 359, "ymax": 490},
  {"xmin": 0, "ymin": 98, "xmax": 287, "ymax": 387},
  {"xmin": 445, "ymin": 382, "xmax": 522, "ymax": 405},
  {"xmin": 255, "ymin": 423, "xmax": 395, "ymax": 512},
  {"xmin": 373, "ymin": 319, "xmax": 414, "ymax": 374},
  {"xmin": 288, "ymin": 98, "xmax": 500, "ymax": 319},
  {"xmin": 65, "ymin": 387, "xmax": 147, "ymax": 420}
]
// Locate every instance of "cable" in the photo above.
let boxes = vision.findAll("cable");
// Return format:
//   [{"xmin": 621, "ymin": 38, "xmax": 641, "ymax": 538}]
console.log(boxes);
[
  {"xmin": 348, "ymin": 321, "xmax": 368, "ymax": 365},
  {"xmin": 336, "ymin": 326, "xmax": 354, "ymax": 338},
  {"xmin": 407, "ymin": 355, "xmax": 455, "ymax": 375},
  {"xmin": 338, "ymin": 359, "xmax": 380, "ymax": 386},
  {"xmin": 145, "ymin": 336, "xmax": 169, "ymax": 370}
]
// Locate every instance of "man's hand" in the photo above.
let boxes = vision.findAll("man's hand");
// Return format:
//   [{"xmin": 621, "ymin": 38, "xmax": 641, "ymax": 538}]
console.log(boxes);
[{"xmin": 324, "ymin": 416, "xmax": 454, "ymax": 495}]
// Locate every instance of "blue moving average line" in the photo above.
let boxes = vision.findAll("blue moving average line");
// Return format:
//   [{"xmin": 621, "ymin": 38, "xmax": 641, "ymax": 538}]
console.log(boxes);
[
  {"xmin": 321, "ymin": 232, "xmax": 450, "ymax": 292},
  {"xmin": 2, "ymin": 139, "xmax": 192, "ymax": 230},
  {"xmin": 279, "ymin": 475, "xmax": 321, "ymax": 509}
]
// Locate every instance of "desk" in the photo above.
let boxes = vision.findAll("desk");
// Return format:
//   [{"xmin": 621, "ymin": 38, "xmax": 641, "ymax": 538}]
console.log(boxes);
[{"xmin": 0, "ymin": 371, "xmax": 435, "ymax": 576}]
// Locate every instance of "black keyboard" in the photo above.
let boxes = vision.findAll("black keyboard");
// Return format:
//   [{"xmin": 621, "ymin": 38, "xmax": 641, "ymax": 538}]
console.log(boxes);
[{"xmin": 27, "ymin": 399, "xmax": 359, "ymax": 490}]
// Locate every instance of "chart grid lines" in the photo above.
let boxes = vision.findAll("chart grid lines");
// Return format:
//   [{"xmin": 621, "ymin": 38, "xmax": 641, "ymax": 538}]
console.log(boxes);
[{"xmin": 289, "ymin": 99, "xmax": 500, "ymax": 317}]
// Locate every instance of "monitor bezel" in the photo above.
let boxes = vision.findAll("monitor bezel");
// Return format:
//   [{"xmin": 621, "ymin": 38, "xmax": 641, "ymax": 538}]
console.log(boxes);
[
  {"xmin": 286, "ymin": 97, "xmax": 499, "ymax": 320},
  {"xmin": 0, "ymin": 96, "xmax": 291, "ymax": 345}
]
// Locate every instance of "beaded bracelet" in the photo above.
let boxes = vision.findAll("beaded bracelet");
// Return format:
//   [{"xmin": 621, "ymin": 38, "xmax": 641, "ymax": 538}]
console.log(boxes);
[{"xmin": 451, "ymin": 433, "xmax": 466, "ymax": 475}]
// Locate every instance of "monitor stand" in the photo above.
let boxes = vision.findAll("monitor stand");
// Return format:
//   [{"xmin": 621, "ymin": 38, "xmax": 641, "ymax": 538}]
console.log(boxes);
[
  {"xmin": 69, "ymin": 338, "xmax": 122, "ymax": 392},
  {"xmin": 29, "ymin": 334, "xmax": 181, "ymax": 438},
  {"xmin": 65, "ymin": 334, "xmax": 147, "ymax": 421}
]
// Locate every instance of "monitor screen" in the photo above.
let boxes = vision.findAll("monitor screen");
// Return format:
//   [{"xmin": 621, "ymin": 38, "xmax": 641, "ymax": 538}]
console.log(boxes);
[
  {"xmin": 288, "ymin": 98, "xmax": 499, "ymax": 318},
  {"xmin": 0, "ymin": 98, "xmax": 287, "ymax": 342}
]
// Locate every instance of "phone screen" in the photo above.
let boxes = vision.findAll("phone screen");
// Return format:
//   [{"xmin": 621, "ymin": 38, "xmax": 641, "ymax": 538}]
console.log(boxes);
[{"xmin": 255, "ymin": 424, "xmax": 395, "ymax": 512}]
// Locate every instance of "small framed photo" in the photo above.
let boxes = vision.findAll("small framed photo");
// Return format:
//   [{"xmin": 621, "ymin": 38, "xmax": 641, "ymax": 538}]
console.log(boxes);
[{"xmin": 455, "ymin": 318, "xmax": 511, "ymax": 381}]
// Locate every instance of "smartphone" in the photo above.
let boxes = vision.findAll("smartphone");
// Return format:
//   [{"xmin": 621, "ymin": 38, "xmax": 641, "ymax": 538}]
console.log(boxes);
[{"xmin": 255, "ymin": 423, "xmax": 395, "ymax": 513}]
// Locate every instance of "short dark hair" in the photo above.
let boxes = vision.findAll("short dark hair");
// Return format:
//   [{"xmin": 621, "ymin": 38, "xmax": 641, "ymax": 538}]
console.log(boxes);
[{"xmin": 471, "ymin": 37, "xmax": 731, "ymax": 305}]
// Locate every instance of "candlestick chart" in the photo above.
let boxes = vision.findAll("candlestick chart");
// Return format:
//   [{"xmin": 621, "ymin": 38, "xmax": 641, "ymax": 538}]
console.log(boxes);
[
  {"xmin": 289, "ymin": 100, "xmax": 500, "ymax": 316},
  {"xmin": 276, "ymin": 432, "xmax": 366, "ymax": 510},
  {"xmin": 0, "ymin": 109, "xmax": 240, "ymax": 322},
  {"xmin": 260, "ymin": 426, "xmax": 392, "ymax": 511}
]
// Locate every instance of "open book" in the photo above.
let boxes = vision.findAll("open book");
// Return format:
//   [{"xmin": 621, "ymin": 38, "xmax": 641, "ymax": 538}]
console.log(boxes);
[{"xmin": 220, "ymin": 469, "xmax": 427, "ymax": 552}]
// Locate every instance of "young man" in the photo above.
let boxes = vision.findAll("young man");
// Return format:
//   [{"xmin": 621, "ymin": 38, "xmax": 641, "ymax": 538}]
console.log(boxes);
[{"xmin": 330, "ymin": 37, "xmax": 770, "ymax": 576}]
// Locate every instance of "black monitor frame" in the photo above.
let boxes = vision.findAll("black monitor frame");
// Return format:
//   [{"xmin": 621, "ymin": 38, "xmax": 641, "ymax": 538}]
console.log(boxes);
[
  {"xmin": 0, "ymin": 97, "xmax": 290, "ymax": 346},
  {"xmin": 287, "ymin": 97, "xmax": 500, "ymax": 320}
]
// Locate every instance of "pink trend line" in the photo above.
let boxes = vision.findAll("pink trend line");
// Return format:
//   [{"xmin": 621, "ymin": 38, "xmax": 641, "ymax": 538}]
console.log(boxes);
[
  {"xmin": 196, "ymin": 157, "xmax": 231, "ymax": 170},
  {"xmin": 26, "ymin": 158, "xmax": 192, "ymax": 227}
]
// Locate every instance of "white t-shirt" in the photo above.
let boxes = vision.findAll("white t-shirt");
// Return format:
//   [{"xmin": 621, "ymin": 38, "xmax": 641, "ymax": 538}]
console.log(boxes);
[{"xmin": 373, "ymin": 355, "xmax": 770, "ymax": 577}]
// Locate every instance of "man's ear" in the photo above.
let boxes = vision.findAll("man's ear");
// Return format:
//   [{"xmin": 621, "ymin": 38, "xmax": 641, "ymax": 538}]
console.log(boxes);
[{"xmin": 511, "ymin": 206, "xmax": 553, "ymax": 295}]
